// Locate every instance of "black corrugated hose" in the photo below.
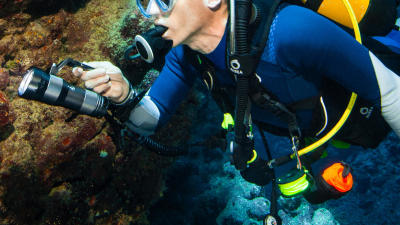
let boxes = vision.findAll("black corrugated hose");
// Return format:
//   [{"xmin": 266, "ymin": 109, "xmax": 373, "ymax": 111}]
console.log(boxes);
[{"xmin": 233, "ymin": 0, "xmax": 252, "ymax": 146}]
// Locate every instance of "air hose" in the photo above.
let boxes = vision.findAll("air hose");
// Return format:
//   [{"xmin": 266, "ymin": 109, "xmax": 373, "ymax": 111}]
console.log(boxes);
[
  {"xmin": 136, "ymin": 135, "xmax": 188, "ymax": 156},
  {"xmin": 119, "ymin": 126, "xmax": 188, "ymax": 157},
  {"xmin": 290, "ymin": 0, "xmax": 361, "ymax": 160},
  {"xmin": 234, "ymin": 0, "xmax": 252, "ymax": 53}
]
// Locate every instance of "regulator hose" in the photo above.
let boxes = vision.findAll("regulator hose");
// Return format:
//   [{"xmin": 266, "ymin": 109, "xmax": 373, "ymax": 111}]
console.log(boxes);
[
  {"xmin": 136, "ymin": 135, "xmax": 188, "ymax": 156},
  {"xmin": 232, "ymin": 0, "xmax": 252, "ymax": 145},
  {"xmin": 120, "ymin": 127, "xmax": 188, "ymax": 157},
  {"xmin": 235, "ymin": 0, "xmax": 252, "ymax": 53}
]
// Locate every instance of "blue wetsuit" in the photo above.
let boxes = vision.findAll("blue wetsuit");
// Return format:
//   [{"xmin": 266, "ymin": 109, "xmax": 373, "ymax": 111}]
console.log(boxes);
[{"xmin": 127, "ymin": 5, "xmax": 400, "ymax": 167}]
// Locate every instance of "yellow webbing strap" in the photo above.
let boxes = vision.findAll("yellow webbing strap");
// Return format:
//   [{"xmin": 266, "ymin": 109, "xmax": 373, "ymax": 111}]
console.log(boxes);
[{"xmin": 293, "ymin": 0, "xmax": 361, "ymax": 159}]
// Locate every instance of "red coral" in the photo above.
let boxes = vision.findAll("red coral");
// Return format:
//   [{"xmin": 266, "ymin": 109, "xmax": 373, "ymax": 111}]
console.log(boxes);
[
  {"xmin": 88, "ymin": 195, "xmax": 96, "ymax": 207},
  {"xmin": 61, "ymin": 137, "xmax": 72, "ymax": 147},
  {"xmin": 0, "ymin": 91, "xmax": 13, "ymax": 127},
  {"xmin": 0, "ymin": 68, "xmax": 10, "ymax": 90}
]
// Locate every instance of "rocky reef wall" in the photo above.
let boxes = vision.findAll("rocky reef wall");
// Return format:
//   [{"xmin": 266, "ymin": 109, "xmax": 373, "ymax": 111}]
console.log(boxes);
[{"xmin": 0, "ymin": 0, "xmax": 197, "ymax": 224}]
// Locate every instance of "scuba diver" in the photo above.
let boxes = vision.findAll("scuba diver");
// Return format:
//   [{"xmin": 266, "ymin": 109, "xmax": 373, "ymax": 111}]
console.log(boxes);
[{"xmin": 64, "ymin": 0, "xmax": 400, "ymax": 222}]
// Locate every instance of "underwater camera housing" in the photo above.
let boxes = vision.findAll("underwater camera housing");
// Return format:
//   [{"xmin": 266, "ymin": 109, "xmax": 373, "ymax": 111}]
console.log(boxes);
[{"xmin": 18, "ymin": 58, "xmax": 109, "ymax": 117}]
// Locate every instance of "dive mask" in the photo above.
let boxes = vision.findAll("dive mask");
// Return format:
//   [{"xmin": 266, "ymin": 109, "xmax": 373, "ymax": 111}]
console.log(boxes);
[
  {"xmin": 125, "ymin": 25, "xmax": 172, "ymax": 63},
  {"xmin": 137, "ymin": 0, "xmax": 175, "ymax": 18}
]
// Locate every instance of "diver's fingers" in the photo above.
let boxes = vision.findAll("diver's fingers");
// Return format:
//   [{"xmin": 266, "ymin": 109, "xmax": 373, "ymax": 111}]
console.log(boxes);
[
  {"xmin": 102, "ymin": 82, "xmax": 124, "ymax": 101},
  {"xmin": 72, "ymin": 67, "xmax": 83, "ymax": 77},
  {"xmin": 84, "ymin": 61, "xmax": 121, "ymax": 74},
  {"xmin": 81, "ymin": 68, "xmax": 106, "ymax": 81},
  {"xmin": 84, "ymin": 75, "xmax": 110, "ymax": 89},
  {"xmin": 106, "ymin": 71, "xmax": 124, "ymax": 82},
  {"xmin": 84, "ymin": 61, "xmax": 113, "ymax": 69},
  {"xmin": 93, "ymin": 82, "xmax": 112, "ymax": 94}
]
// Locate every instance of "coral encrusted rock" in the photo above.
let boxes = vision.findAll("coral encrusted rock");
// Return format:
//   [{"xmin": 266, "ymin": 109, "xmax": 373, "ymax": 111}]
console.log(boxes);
[{"xmin": 0, "ymin": 0, "xmax": 198, "ymax": 224}]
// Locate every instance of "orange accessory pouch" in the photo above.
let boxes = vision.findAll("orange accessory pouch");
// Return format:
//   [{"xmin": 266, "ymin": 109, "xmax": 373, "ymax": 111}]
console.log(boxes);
[{"xmin": 322, "ymin": 163, "xmax": 353, "ymax": 193}]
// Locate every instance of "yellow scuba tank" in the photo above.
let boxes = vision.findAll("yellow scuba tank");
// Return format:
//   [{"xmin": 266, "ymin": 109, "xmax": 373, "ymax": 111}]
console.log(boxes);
[{"xmin": 297, "ymin": 0, "xmax": 398, "ymax": 36}]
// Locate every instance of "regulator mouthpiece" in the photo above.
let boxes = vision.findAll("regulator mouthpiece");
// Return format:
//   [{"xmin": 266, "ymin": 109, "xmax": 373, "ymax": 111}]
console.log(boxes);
[
  {"xmin": 125, "ymin": 25, "xmax": 173, "ymax": 63},
  {"xmin": 18, "ymin": 67, "xmax": 109, "ymax": 117}
]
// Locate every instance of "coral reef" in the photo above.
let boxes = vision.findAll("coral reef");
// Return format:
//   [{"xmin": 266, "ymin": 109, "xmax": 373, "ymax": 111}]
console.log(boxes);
[
  {"xmin": 0, "ymin": 0, "xmax": 91, "ymax": 18},
  {"xmin": 0, "ymin": 90, "xmax": 14, "ymax": 128},
  {"xmin": 0, "ymin": 68, "xmax": 9, "ymax": 90},
  {"xmin": 0, "ymin": 0, "xmax": 198, "ymax": 224}
]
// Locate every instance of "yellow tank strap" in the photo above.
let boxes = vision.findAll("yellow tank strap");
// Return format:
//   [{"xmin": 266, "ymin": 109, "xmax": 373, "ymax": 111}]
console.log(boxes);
[
  {"xmin": 317, "ymin": 0, "xmax": 370, "ymax": 29},
  {"xmin": 293, "ymin": 0, "xmax": 361, "ymax": 159}
]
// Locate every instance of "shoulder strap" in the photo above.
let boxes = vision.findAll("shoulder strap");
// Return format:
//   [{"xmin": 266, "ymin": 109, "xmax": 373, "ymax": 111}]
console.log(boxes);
[
  {"xmin": 227, "ymin": 0, "xmax": 284, "ymax": 151},
  {"xmin": 183, "ymin": 46, "xmax": 216, "ymax": 91},
  {"xmin": 248, "ymin": 0, "xmax": 282, "ymax": 58},
  {"xmin": 184, "ymin": 46, "xmax": 236, "ymax": 115},
  {"xmin": 249, "ymin": 75, "xmax": 301, "ymax": 137}
]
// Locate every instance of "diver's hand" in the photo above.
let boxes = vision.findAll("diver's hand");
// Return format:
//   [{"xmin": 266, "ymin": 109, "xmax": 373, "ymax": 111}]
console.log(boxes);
[{"xmin": 72, "ymin": 61, "xmax": 130, "ymax": 103}]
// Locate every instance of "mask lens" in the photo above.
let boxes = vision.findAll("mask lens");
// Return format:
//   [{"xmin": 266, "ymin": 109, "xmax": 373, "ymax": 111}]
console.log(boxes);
[
  {"xmin": 158, "ymin": 0, "xmax": 171, "ymax": 10},
  {"xmin": 137, "ymin": 0, "xmax": 173, "ymax": 17}
]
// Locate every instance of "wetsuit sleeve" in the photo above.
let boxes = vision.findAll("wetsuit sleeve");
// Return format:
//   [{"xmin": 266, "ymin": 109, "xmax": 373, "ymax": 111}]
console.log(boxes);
[
  {"xmin": 269, "ymin": 5, "xmax": 400, "ymax": 138},
  {"xmin": 125, "ymin": 46, "xmax": 198, "ymax": 136}
]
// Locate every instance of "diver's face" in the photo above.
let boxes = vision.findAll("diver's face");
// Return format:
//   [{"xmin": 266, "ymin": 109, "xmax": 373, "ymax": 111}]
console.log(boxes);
[{"xmin": 151, "ymin": 0, "xmax": 215, "ymax": 47}]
